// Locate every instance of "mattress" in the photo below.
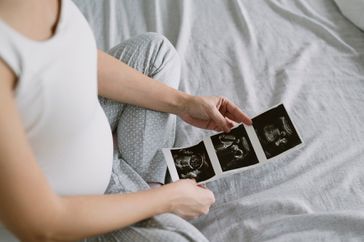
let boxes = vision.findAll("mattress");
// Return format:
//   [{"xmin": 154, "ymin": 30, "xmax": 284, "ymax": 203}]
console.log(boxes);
[{"xmin": 73, "ymin": 0, "xmax": 364, "ymax": 241}]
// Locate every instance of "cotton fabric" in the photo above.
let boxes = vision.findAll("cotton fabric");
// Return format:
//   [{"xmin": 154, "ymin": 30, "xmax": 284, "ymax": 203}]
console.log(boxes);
[
  {"xmin": 0, "ymin": 0, "xmax": 114, "ymax": 240},
  {"xmin": 0, "ymin": 0, "xmax": 113, "ymax": 196},
  {"xmin": 74, "ymin": 1, "xmax": 364, "ymax": 241},
  {"xmin": 84, "ymin": 32, "xmax": 208, "ymax": 242}
]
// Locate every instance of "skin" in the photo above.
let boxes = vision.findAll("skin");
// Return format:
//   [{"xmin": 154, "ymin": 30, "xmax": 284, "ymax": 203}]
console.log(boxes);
[{"xmin": 0, "ymin": 0, "xmax": 252, "ymax": 241}]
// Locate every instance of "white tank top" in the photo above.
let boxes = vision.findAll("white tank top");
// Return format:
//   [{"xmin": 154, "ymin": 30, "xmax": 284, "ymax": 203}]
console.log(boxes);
[
  {"xmin": 0, "ymin": 0, "xmax": 113, "ymax": 195},
  {"xmin": 0, "ymin": 0, "xmax": 114, "ymax": 237}
]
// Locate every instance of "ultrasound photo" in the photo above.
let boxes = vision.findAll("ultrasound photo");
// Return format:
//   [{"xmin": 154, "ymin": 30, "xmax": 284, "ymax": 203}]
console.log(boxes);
[
  {"xmin": 252, "ymin": 104, "xmax": 302, "ymax": 159},
  {"xmin": 171, "ymin": 142, "xmax": 215, "ymax": 182},
  {"xmin": 211, "ymin": 125, "xmax": 259, "ymax": 171}
]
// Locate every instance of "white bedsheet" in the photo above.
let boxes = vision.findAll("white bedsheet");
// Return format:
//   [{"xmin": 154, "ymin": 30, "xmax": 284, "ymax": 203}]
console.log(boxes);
[{"xmin": 74, "ymin": 0, "xmax": 364, "ymax": 241}]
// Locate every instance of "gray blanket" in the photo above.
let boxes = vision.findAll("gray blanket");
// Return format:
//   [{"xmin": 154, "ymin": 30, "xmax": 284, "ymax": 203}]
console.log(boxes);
[{"xmin": 74, "ymin": 0, "xmax": 364, "ymax": 241}]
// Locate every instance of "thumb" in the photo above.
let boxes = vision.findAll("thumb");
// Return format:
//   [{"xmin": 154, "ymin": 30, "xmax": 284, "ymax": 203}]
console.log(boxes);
[{"xmin": 209, "ymin": 107, "xmax": 230, "ymax": 133}]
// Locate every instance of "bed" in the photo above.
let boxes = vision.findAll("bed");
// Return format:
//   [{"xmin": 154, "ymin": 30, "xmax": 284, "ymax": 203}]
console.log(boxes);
[{"xmin": 73, "ymin": 0, "xmax": 364, "ymax": 241}]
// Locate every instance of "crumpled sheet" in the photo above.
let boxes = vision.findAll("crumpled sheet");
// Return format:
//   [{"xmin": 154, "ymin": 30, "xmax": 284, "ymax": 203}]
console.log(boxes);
[{"xmin": 74, "ymin": 0, "xmax": 364, "ymax": 241}]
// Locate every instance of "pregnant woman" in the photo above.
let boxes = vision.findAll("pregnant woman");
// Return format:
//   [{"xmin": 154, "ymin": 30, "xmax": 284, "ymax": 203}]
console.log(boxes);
[{"xmin": 0, "ymin": 0, "xmax": 252, "ymax": 241}]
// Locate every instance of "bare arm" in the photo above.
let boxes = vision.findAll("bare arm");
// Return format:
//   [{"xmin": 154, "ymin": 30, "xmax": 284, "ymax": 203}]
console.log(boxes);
[
  {"xmin": 97, "ymin": 49, "xmax": 187, "ymax": 115},
  {"xmin": 97, "ymin": 50, "xmax": 252, "ymax": 133},
  {"xmin": 0, "ymin": 60, "xmax": 214, "ymax": 242}
]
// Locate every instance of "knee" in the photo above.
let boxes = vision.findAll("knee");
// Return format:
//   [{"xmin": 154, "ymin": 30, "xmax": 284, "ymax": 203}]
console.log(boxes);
[
  {"xmin": 137, "ymin": 32, "xmax": 181, "ymax": 78},
  {"xmin": 139, "ymin": 32, "xmax": 177, "ymax": 56},
  {"xmin": 108, "ymin": 32, "xmax": 181, "ymax": 88},
  {"xmin": 139, "ymin": 32, "xmax": 169, "ymax": 43}
]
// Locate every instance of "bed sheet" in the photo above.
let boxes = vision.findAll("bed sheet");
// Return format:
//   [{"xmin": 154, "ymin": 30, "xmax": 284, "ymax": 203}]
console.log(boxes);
[{"xmin": 73, "ymin": 0, "xmax": 364, "ymax": 241}]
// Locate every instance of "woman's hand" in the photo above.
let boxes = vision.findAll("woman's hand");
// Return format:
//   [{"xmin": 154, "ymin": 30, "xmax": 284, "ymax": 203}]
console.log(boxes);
[
  {"xmin": 177, "ymin": 95, "xmax": 252, "ymax": 133},
  {"xmin": 164, "ymin": 179, "xmax": 215, "ymax": 220}
]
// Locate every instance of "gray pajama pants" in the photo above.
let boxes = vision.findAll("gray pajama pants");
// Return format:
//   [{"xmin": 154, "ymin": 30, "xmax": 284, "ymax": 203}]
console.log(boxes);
[{"xmin": 84, "ymin": 33, "xmax": 208, "ymax": 242}]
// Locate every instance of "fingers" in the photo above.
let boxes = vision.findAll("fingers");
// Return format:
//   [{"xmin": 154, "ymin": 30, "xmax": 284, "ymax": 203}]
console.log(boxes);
[
  {"xmin": 181, "ymin": 95, "xmax": 251, "ymax": 133},
  {"xmin": 197, "ymin": 184, "xmax": 206, "ymax": 189},
  {"xmin": 181, "ymin": 115, "xmax": 212, "ymax": 130},
  {"xmin": 210, "ymin": 117, "xmax": 235, "ymax": 132},
  {"xmin": 209, "ymin": 108, "xmax": 231, "ymax": 133},
  {"xmin": 225, "ymin": 117, "xmax": 237, "ymax": 127},
  {"xmin": 210, "ymin": 99, "xmax": 251, "ymax": 132},
  {"xmin": 188, "ymin": 180, "xmax": 215, "ymax": 204},
  {"xmin": 206, "ymin": 189, "xmax": 216, "ymax": 205},
  {"xmin": 174, "ymin": 179, "xmax": 215, "ymax": 219},
  {"xmin": 222, "ymin": 98, "xmax": 252, "ymax": 125}
]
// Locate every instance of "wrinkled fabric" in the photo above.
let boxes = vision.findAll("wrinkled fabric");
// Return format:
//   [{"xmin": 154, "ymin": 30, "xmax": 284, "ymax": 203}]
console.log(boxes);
[
  {"xmin": 85, "ymin": 33, "xmax": 208, "ymax": 242},
  {"xmin": 74, "ymin": 1, "xmax": 364, "ymax": 241}
]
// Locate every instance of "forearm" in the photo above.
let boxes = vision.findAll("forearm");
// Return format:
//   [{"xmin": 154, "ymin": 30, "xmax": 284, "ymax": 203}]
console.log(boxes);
[
  {"xmin": 97, "ymin": 50, "xmax": 190, "ymax": 115},
  {"xmin": 13, "ymin": 186, "xmax": 174, "ymax": 242},
  {"xmin": 47, "ymin": 187, "xmax": 172, "ymax": 241}
]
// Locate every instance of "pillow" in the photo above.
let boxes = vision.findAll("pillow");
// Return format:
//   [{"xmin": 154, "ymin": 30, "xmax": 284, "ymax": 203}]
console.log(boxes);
[{"xmin": 334, "ymin": 0, "xmax": 364, "ymax": 31}]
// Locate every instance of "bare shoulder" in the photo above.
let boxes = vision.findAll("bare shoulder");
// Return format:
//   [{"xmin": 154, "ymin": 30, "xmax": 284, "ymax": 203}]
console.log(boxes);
[
  {"xmin": 0, "ymin": 59, "xmax": 16, "ymax": 90},
  {"xmin": 0, "ymin": 0, "xmax": 25, "ymax": 89}
]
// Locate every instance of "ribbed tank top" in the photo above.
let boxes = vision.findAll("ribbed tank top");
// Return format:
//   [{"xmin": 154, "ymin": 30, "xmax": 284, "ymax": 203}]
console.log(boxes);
[
  {"xmin": 0, "ymin": 1, "xmax": 114, "ymax": 238},
  {"xmin": 0, "ymin": 0, "xmax": 113, "ymax": 197}
]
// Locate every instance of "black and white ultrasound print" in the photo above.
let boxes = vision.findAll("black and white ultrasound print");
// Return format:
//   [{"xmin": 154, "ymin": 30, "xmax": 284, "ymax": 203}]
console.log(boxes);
[
  {"xmin": 170, "ymin": 142, "xmax": 215, "ymax": 182},
  {"xmin": 252, "ymin": 104, "xmax": 302, "ymax": 159},
  {"xmin": 163, "ymin": 103, "xmax": 303, "ymax": 183},
  {"xmin": 211, "ymin": 125, "xmax": 259, "ymax": 171}
]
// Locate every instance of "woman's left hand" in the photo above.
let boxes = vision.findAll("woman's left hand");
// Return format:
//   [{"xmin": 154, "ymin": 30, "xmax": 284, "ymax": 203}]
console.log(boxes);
[{"xmin": 177, "ymin": 95, "xmax": 252, "ymax": 133}]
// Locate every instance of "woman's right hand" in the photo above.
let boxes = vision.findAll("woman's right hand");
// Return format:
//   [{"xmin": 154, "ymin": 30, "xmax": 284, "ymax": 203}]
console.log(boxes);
[{"xmin": 164, "ymin": 179, "xmax": 215, "ymax": 219}]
